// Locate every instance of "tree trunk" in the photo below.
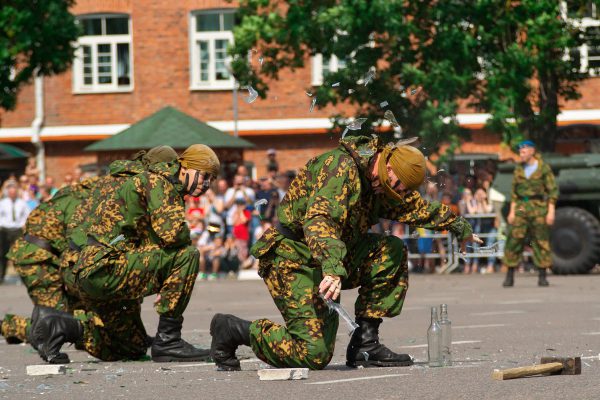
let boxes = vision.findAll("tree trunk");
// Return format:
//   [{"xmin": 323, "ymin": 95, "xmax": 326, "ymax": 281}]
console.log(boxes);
[{"xmin": 534, "ymin": 68, "xmax": 559, "ymax": 152}]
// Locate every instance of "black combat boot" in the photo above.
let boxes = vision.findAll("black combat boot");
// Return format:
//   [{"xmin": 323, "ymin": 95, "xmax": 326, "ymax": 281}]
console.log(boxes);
[
  {"xmin": 151, "ymin": 316, "xmax": 210, "ymax": 362},
  {"xmin": 34, "ymin": 307, "xmax": 83, "ymax": 364},
  {"xmin": 538, "ymin": 268, "xmax": 549, "ymax": 287},
  {"xmin": 503, "ymin": 268, "xmax": 515, "ymax": 287},
  {"xmin": 210, "ymin": 313, "xmax": 251, "ymax": 371},
  {"xmin": 28, "ymin": 305, "xmax": 67, "ymax": 350},
  {"xmin": 346, "ymin": 317, "xmax": 413, "ymax": 368}
]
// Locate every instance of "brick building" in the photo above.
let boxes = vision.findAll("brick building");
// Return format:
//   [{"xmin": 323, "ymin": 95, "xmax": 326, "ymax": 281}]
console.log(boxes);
[{"xmin": 1, "ymin": 0, "xmax": 599, "ymax": 181}]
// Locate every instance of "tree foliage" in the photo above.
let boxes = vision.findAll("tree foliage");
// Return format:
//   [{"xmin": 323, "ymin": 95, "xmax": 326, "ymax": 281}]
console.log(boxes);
[
  {"xmin": 0, "ymin": 0, "xmax": 79, "ymax": 110},
  {"xmin": 230, "ymin": 0, "xmax": 599, "ymax": 153}
]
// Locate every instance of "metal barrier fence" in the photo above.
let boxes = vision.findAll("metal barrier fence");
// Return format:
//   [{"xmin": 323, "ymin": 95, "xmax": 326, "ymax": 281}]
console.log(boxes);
[{"xmin": 396, "ymin": 213, "xmax": 504, "ymax": 274}]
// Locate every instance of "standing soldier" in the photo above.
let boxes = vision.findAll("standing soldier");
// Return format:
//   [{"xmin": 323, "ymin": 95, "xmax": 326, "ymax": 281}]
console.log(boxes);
[
  {"xmin": 32, "ymin": 144, "xmax": 220, "ymax": 364},
  {"xmin": 502, "ymin": 140, "xmax": 558, "ymax": 287},
  {"xmin": 0, "ymin": 147, "xmax": 179, "ymax": 345},
  {"xmin": 210, "ymin": 135, "xmax": 481, "ymax": 371}
]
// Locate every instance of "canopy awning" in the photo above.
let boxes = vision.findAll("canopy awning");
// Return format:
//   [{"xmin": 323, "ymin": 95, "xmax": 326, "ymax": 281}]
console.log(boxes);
[{"xmin": 85, "ymin": 106, "xmax": 254, "ymax": 151}]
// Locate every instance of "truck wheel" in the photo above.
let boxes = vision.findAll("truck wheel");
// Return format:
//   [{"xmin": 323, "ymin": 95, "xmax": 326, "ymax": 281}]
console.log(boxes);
[{"xmin": 551, "ymin": 207, "xmax": 600, "ymax": 274}]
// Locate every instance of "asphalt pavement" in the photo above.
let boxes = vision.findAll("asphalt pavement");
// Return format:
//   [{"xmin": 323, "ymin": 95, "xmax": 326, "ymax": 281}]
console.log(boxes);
[{"xmin": 1, "ymin": 272, "xmax": 599, "ymax": 400}]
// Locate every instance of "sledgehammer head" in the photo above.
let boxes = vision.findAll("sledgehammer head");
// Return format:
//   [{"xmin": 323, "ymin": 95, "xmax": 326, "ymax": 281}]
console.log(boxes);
[{"xmin": 540, "ymin": 357, "xmax": 581, "ymax": 375}]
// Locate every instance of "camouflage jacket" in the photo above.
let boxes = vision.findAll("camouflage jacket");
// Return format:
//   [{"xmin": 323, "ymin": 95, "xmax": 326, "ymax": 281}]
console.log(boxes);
[
  {"xmin": 510, "ymin": 156, "xmax": 558, "ymax": 205},
  {"xmin": 251, "ymin": 135, "xmax": 472, "ymax": 278},
  {"xmin": 24, "ymin": 177, "xmax": 100, "ymax": 254},
  {"xmin": 73, "ymin": 161, "xmax": 190, "ymax": 251}
]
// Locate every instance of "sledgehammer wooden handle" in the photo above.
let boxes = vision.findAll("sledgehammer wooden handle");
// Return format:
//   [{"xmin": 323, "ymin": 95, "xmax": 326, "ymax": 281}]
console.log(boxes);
[{"xmin": 492, "ymin": 362, "xmax": 563, "ymax": 380}]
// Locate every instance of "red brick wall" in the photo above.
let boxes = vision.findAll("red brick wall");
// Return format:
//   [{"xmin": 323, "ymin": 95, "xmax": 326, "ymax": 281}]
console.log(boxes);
[{"xmin": 1, "ymin": 0, "xmax": 353, "ymax": 129}]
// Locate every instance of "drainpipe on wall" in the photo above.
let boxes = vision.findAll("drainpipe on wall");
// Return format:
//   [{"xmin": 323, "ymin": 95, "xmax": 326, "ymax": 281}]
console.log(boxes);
[{"xmin": 31, "ymin": 71, "xmax": 45, "ymax": 181}]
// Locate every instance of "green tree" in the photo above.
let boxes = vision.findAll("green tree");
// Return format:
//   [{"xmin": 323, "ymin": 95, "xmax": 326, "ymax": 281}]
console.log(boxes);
[
  {"xmin": 230, "ymin": 0, "xmax": 598, "ymax": 153},
  {"xmin": 0, "ymin": 0, "xmax": 79, "ymax": 110},
  {"xmin": 473, "ymin": 0, "xmax": 597, "ymax": 151}
]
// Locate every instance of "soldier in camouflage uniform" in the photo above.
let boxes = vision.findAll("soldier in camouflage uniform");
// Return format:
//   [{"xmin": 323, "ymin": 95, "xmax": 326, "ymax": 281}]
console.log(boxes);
[
  {"xmin": 210, "ymin": 135, "xmax": 481, "ymax": 371},
  {"xmin": 503, "ymin": 140, "xmax": 558, "ymax": 287},
  {"xmin": 0, "ymin": 147, "xmax": 178, "ymax": 345},
  {"xmin": 32, "ymin": 144, "xmax": 220, "ymax": 364}
]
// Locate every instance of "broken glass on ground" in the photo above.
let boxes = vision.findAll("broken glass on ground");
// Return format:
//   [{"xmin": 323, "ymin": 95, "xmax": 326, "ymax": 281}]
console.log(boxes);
[{"xmin": 243, "ymin": 86, "xmax": 259, "ymax": 104}]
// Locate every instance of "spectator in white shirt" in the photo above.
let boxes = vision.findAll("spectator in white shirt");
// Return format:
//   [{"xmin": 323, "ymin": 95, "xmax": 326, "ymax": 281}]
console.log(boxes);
[
  {"xmin": 224, "ymin": 174, "xmax": 255, "ymax": 210},
  {"xmin": 0, "ymin": 181, "xmax": 30, "ymax": 283}
]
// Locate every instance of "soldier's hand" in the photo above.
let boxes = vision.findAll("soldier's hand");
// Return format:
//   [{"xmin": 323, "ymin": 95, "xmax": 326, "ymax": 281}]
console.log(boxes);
[
  {"xmin": 460, "ymin": 234, "xmax": 484, "ymax": 254},
  {"xmin": 319, "ymin": 274, "xmax": 342, "ymax": 301},
  {"xmin": 507, "ymin": 211, "xmax": 515, "ymax": 225}
]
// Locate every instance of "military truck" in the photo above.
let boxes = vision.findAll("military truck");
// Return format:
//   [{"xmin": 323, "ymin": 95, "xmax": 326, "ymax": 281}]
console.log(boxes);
[{"xmin": 492, "ymin": 154, "xmax": 600, "ymax": 274}]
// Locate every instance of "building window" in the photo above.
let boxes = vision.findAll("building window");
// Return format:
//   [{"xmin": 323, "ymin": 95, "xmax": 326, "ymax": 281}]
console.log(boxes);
[
  {"xmin": 190, "ymin": 10, "xmax": 235, "ymax": 90},
  {"xmin": 311, "ymin": 54, "xmax": 347, "ymax": 86},
  {"xmin": 564, "ymin": 1, "xmax": 600, "ymax": 76},
  {"xmin": 73, "ymin": 15, "xmax": 133, "ymax": 93}
]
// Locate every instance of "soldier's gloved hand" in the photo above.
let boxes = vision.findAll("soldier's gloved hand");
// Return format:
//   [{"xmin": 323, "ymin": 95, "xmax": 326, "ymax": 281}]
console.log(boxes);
[
  {"xmin": 460, "ymin": 234, "xmax": 484, "ymax": 254},
  {"xmin": 319, "ymin": 274, "xmax": 342, "ymax": 301}
]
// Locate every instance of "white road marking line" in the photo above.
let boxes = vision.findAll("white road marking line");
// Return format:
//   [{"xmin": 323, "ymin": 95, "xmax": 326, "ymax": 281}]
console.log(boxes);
[
  {"xmin": 400, "ymin": 340, "xmax": 481, "ymax": 349},
  {"xmin": 496, "ymin": 300, "xmax": 542, "ymax": 305},
  {"xmin": 401, "ymin": 306, "xmax": 425, "ymax": 311},
  {"xmin": 470, "ymin": 310, "xmax": 526, "ymax": 316},
  {"xmin": 306, "ymin": 374, "xmax": 409, "ymax": 385},
  {"xmin": 581, "ymin": 355, "xmax": 600, "ymax": 360},
  {"xmin": 454, "ymin": 324, "xmax": 507, "ymax": 329},
  {"xmin": 582, "ymin": 332, "xmax": 600, "ymax": 336},
  {"xmin": 170, "ymin": 358, "xmax": 263, "ymax": 368}
]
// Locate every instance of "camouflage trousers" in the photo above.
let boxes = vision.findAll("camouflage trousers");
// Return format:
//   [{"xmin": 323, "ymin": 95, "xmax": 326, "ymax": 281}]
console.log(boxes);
[
  {"xmin": 63, "ymin": 243, "xmax": 199, "ymax": 361},
  {"xmin": 250, "ymin": 234, "xmax": 408, "ymax": 370},
  {"xmin": 504, "ymin": 201, "xmax": 552, "ymax": 269},
  {"xmin": 1, "ymin": 238, "xmax": 66, "ymax": 343}
]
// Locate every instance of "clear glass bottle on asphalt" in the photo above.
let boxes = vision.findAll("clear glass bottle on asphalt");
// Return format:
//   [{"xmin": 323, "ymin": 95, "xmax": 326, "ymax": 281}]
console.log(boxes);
[
  {"xmin": 427, "ymin": 306, "xmax": 442, "ymax": 367},
  {"xmin": 439, "ymin": 303, "xmax": 452, "ymax": 366}
]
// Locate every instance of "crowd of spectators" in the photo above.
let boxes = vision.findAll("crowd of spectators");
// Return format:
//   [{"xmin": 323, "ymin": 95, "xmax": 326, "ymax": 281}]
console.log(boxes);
[
  {"xmin": 0, "ymin": 152, "xmax": 506, "ymax": 283},
  {"xmin": 183, "ymin": 150, "xmax": 296, "ymax": 280}
]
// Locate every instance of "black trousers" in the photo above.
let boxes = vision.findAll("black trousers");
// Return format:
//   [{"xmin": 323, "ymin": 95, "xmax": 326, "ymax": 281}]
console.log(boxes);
[{"xmin": 0, "ymin": 227, "xmax": 22, "ymax": 282}]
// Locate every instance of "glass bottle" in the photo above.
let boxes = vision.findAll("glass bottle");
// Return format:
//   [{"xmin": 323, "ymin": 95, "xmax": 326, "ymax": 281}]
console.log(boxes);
[
  {"xmin": 439, "ymin": 304, "xmax": 452, "ymax": 366},
  {"xmin": 427, "ymin": 306, "xmax": 442, "ymax": 367}
]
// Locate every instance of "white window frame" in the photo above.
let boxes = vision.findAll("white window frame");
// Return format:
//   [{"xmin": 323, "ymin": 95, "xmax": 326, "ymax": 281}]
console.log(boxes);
[
  {"xmin": 189, "ymin": 10, "xmax": 235, "ymax": 91},
  {"xmin": 72, "ymin": 14, "xmax": 134, "ymax": 94},
  {"xmin": 563, "ymin": 1, "xmax": 600, "ymax": 76},
  {"xmin": 311, "ymin": 54, "xmax": 346, "ymax": 86}
]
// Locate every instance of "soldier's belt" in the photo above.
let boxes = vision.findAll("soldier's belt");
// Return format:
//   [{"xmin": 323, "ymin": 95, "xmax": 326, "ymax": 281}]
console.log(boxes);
[
  {"xmin": 274, "ymin": 221, "xmax": 304, "ymax": 242},
  {"xmin": 517, "ymin": 195, "xmax": 546, "ymax": 202},
  {"xmin": 23, "ymin": 234, "xmax": 57, "ymax": 255}
]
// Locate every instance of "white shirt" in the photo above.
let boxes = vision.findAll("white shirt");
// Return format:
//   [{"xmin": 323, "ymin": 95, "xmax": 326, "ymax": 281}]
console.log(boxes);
[
  {"xmin": 0, "ymin": 197, "xmax": 30, "ymax": 229},
  {"xmin": 224, "ymin": 187, "xmax": 255, "ymax": 205}
]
